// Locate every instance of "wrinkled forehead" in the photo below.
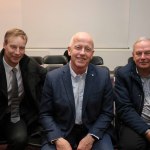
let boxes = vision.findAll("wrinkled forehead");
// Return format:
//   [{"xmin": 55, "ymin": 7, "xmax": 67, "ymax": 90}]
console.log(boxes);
[
  {"xmin": 5, "ymin": 36, "xmax": 27, "ymax": 46},
  {"xmin": 72, "ymin": 34, "xmax": 94, "ymax": 48},
  {"xmin": 134, "ymin": 40, "xmax": 150, "ymax": 50}
]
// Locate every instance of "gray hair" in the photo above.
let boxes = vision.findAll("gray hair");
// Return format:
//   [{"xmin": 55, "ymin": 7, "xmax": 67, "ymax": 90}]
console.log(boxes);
[{"xmin": 133, "ymin": 36, "xmax": 150, "ymax": 51}]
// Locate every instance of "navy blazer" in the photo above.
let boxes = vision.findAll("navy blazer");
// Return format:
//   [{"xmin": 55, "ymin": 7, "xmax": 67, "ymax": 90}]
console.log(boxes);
[{"xmin": 40, "ymin": 63, "xmax": 114, "ymax": 142}]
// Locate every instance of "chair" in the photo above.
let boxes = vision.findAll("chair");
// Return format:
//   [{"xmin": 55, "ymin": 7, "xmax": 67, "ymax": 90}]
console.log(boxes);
[
  {"xmin": 64, "ymin": 50, "xmax": 71, "ymax": 62},
  {"xmin": 30, "ymin": 56, "xmax": 43, "ymax": 65},
  {"xmin": 43, "ymin": 55, "xmax": 68, "ymax": 71},
  {"xmin": 128, "ymin": 57, "xmax": 133, "ymax": 63},
  {"xmin": 90, "ymin": 56, "xmax": 103, "ymax": 65}
]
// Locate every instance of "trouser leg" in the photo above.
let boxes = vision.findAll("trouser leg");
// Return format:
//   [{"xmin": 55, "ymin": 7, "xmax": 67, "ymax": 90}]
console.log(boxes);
[
  {"xmin": 6, "ymin": 119, "xmax": 28, "ymax": 150},
  {"xmin": 118, "ymin": 125, "xmax": 147, "ymax": 150}
]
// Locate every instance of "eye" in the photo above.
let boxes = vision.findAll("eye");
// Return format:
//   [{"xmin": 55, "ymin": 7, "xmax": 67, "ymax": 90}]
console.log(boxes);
[
  {"xmin": 10, "ymin": 45, "xmax": 17, "ymax": 50},
  {"xmin": 135, "ymin": 52, "xmax": 142, "ymax": 56},
  {"xmin": 19, "ymin": 46, "xmax": 25, "ymax": 51},
  {"xmin": 85, "ymin": 47, "xmax": 92, "ymax": 52},
  {"xmin": 74, "ymin": 45, "xmax": 82, "ymax": 50},
  {"xmin": 144, "ymin": 51, "xmax": 150, "ymax": 55}
]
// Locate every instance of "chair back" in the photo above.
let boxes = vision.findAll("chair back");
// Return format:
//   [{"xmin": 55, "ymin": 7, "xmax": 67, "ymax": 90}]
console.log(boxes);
[
  {"xmin": 90, "ymin": 56, "xmax": 103, "ymax": 65},
  {"xmin": 43, "ymin": 55, "xmax": 68, "ymax": 65},
  {"xmin": 43, "ymin": 55, "xmax": 68, "ymax": 71},
  {"xmin": 30, "ymin": 56, "xmax": 43, "ymax": 65}
]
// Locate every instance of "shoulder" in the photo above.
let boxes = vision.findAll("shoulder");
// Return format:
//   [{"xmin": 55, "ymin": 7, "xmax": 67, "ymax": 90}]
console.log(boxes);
[
  {"xmin": 20, "ymin": 55, "xmax": 47, "ymax": 74},
  {"xmin": 115, "ymin": 61, "xmax": 135, "ymax": 77},
  {"xmin": 88, "ymin": 64, "xmax": 109, "ymax": 76},
  {"xmin": 47, "ymin": 64, "xmax": 69, "ymax": 77}
]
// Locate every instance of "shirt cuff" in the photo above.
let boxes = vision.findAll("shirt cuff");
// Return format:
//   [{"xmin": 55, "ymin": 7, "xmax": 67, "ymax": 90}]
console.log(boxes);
[
  {"xmin": 89, "ymin": 133, "xmax": 99, "ymax": 140},
  {"xmin": 51, "ymin": 137, "xmax": 61, "ymax": 144}
]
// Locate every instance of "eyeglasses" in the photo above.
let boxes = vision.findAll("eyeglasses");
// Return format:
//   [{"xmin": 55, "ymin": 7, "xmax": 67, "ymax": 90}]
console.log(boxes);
[{"xmin": 74, "ymin": 45, "xmax": 93, "ymax": 53}]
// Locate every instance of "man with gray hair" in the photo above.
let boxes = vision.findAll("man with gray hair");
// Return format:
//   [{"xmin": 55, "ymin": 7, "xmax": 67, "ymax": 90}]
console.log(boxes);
[{"xmin": 115, "ymin": 37, "xmax": 150, "ymax": 149}]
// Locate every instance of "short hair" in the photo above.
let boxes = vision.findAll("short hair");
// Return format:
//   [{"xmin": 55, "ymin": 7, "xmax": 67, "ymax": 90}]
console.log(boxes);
[
  {"xmin": 68, "ymin": 32, "xmax": 94, "ymax": 49},
  {"xmin": 133, "ymin": 36, "xmax": 150, "ymax": 51},
  {"xmin": 4, "ymin": 28, "xmax": 28, "ymax": 45}
]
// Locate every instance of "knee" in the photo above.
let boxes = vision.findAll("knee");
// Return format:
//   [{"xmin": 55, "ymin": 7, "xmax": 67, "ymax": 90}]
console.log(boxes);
[
  {"xmin": 10, "ymin": 131, "xmax": 28, "ymax": 145},
  {"xmin": 119, "ymin": 140, "xmax": 147, "ymax": 150}
]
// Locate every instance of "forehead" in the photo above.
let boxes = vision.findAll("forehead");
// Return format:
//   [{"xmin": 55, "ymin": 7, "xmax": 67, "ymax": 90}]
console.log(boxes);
[
  {"xmin": 134, "ymin": 40, "xmax": 150, "ymax": 50},
  {"xmin": 7, "ymin": 36, "xmax": 26, "ymax": 44},
  {"xmin": 72, "ymin": 34, "xmax": 93, "ymax": 47}
]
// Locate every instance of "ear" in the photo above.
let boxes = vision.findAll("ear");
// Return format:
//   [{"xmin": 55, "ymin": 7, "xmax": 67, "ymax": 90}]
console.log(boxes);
[
  {"xmin": 68, "ymin": 47, "xmax": 71, "ymax": 56},
  {"xmin": 132, "ymin": 51, "xmax": 134, "ymax": 57},
  {"xmin": 90, "ymin": 50, "xmax": 94, "ymax": 59},
  {"xmin": 3, "ymin": 42, "xmax": 6, "ymax": 49}
]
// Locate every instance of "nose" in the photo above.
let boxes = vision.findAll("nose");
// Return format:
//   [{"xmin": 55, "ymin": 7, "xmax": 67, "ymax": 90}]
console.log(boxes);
[
  {"xmin": 15, "ymin": 47, "xmax": 21, "ymax": 54},
  {"xmin": 80, "ymin": 48, "xmax": 86, "ymax": 54},
  {"xmin": 141, "ymin": 52, "xmax": 146, "ymax": 59}
]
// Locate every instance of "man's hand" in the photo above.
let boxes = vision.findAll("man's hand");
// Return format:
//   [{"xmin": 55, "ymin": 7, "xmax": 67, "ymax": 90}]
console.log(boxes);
[
  {"xmin": 54, "ymin": 137, "xmax": 72, "ymax": 150},
  {"xmin": 77, "ymin": 134, "xmax": 95, "ymax": 150},
  {"xmin": 145, "ymin": 129, "xmax": 150, "ymax": 142}
]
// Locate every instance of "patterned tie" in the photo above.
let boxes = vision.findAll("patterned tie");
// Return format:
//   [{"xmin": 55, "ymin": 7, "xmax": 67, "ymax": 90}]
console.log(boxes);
[{"xmin": 10, "ymin": 68, "xmax": 20, "ymax": 123}]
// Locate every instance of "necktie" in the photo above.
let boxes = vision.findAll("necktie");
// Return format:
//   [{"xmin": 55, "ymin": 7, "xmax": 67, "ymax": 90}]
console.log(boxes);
[{"xmin": 10, "ymin": 68, "xmax": 20, "ymax": 123}]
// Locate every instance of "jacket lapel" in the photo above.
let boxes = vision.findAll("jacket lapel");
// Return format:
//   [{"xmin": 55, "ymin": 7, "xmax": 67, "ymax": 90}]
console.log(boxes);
[
  {"xmin": 62, "ymin": 65, "xmax": 76, "ymax": 114},
  {"xmin": 82, "ymin": 65, "xmax": 96, "ymax": 113}
]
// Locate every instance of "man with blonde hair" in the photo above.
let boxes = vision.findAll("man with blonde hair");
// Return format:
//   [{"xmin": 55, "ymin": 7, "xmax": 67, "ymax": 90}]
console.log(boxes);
[{"xmin": 0, "ymin": 28, "xmax": 46, "ymax": 150}]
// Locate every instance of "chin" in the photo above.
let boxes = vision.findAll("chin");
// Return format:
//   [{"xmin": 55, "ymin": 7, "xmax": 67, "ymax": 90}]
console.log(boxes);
[
  {"xmin": 12, "ymin": 60, "xmax": 20, "ymax": 65},
  {"xmin": 139, "ymin": 66, "xmax": 150, "ymax": 69}
]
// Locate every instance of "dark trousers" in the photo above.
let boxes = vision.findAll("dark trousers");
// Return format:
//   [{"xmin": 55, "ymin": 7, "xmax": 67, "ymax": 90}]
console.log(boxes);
[
  {"xmin": 118, "ymin": 125, "xmax": 150, "ymax": 150},
  {"xmin": 0, "ymin": 114, "xmax": 28, "ymax": 150},
  {"xmin": 41, "ymin": 124, "xmax": 113, "ymax": 150}
]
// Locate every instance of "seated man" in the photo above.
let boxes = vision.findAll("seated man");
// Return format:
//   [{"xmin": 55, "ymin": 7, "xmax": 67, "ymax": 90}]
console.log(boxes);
[
  {"xmin": 114, "ymin": 37, "xmax": 150, "ymax": 149},
  {"xmin": 40, "ymin": 32, "xmax": 114, "ymax": 150},
  {"xmin": 0, "ymin": 28, "xmax": 47, "ymax": 150}
]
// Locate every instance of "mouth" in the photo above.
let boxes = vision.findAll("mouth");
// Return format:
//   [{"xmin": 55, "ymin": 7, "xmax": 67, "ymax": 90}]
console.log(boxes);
[
  {"xmin": 139, "ymin": 62, "xmax": 149, "ymax": 65},
  {"xmin": 77, "ymin": 56, "xmax": 86, "ymax": 61},
  {"xmin": 13, "ymin": 56, "xmax": 22, "ymax": 61}
]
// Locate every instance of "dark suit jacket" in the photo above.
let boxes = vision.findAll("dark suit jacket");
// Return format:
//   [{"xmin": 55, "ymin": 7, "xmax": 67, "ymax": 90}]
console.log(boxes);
[
  {"xmin": 40, "ymin": 63, "xmax": 114, "ymax": 143},
  {"xmin": 0, "ymin": 49, "xmax": 47, "ymax": 130},
  {"xmin": 114, "ymin": 60, "xmax": 149, "ymax": 135}
]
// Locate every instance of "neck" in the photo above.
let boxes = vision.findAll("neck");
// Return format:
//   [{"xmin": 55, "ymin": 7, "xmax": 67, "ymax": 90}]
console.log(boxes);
[{"xmin": 137, "ymin": 68, "xmax": 150, "ymax": 77}]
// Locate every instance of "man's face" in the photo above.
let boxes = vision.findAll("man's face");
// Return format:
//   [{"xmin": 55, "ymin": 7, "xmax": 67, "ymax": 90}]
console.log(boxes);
[
  {"xmin": 68, "ymin": 34, "xmax": 94, "ymax": 73},
  {"xmin": 3, "ymin": 36, "xmax": 26, "ymax": 67},
  {"xmin": 133, "ymin": 40, "xmax": 150, "ymax": 71}
]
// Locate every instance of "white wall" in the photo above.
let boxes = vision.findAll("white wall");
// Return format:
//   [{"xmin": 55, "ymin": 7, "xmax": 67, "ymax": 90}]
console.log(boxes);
[
  {"xmin": 0, "ymin": 0, "xmax": 22, "ymax": 47},
  {"xmin": 128, "ymin": 0, "xmax": 150, "ymax": 48},
  {"xmin": 22, "ymin": 0, "xmax": 129, "ymax": 49},
  {"xmin": 1, "ymin": 0, "xmax": 150, "ymax": 70}
]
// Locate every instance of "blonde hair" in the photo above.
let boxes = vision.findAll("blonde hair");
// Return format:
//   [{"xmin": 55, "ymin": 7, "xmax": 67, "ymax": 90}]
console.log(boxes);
[{"xmin": 4, "ymin": 28, "xmax": 28, "ymax": 45}]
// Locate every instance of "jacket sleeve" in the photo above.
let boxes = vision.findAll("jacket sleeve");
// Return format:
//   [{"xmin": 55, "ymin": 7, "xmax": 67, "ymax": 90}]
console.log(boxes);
[
  {"xmin": 114, "ymin": 69, "xmax": 149, "ymax": 135},
  {"xmin": 87, "ymin": 68, "xmax": 114, "ymax": 139},
  {"xmin": 39, "ymin": 73, "xmax": 62, "ymax": 142}
]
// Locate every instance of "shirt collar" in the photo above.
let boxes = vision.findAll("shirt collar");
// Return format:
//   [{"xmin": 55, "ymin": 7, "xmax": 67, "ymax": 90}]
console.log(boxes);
[
  {"xmin": 3, "ymin": 57, "xmax": 19, "ymax": 73},
  {"xmin": 69, "ymin": 61, "xmax": 87, "ymax": 78}
]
